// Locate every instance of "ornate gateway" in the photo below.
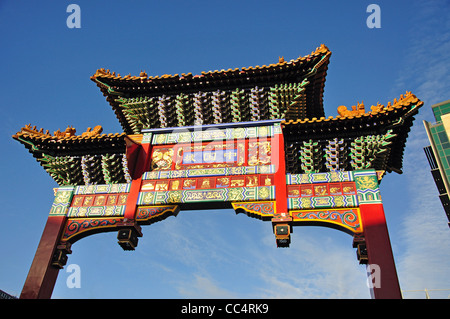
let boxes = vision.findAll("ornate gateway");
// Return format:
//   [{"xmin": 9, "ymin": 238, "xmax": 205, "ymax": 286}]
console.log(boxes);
[{"xmin": 14, "ymin": 44, "xmax": 423, "ymax": 299}]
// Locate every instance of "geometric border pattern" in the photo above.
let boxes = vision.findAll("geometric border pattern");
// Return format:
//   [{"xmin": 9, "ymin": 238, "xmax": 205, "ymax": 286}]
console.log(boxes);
[
  {"xmin": 150, "ymin": 124, "xmax": 280, "ymax": 145},
  {"xmin": 288, "ymin": 195, "xmax": 359, "ymax": 209},
  {"xmin": 67, "ymin": 205, "xmax": 126, "ymax": 218},
  {"xmin": 286, "ymin": 171, "xmax": 353, "ymax": 184},
  {"xmin": 74, "ymin": 183, "xmax": 131, "ymax": 195},
  {"xmin": 137, "ymin": 186, "xmax": 276, "ymax": 205},
  {"xmin": 142, "ymin": 165, "xmax": 275, "ymax": 180}
]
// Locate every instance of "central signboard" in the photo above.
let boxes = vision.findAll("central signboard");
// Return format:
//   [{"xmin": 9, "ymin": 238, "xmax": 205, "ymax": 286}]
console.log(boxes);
[{"xmin": 138, "ymin": 121, "xmax": 281, "ymax": 209}]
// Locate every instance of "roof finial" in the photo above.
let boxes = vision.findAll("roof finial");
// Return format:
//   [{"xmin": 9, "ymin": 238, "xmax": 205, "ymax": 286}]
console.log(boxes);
[
  {"xmin": 64, "ymin": 126, "xmax": 76, "ymax": 137},
  {"xmin": 139, "ymin": 70, "xmax": 148, "ymax": 78},
  {"xmin": 81, "ymin": 125, "xmax": 103, "ymax": 137}
]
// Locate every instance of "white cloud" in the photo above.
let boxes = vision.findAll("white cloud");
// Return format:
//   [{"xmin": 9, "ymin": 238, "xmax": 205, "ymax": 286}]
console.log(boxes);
[
  {"xmin": 177, "ymin": 274, "xmax": 236, "ymax": 299},
  {"xmin": 253, "ymin": 231, "xmax": 370, "ymax": 299},
  {"xmin": 392, "ymin": 1, "xmax": 450, "ymax": 107},
  {"xmin": 140, "ymin": 210, "xmax": 371, "ymax": 299}
]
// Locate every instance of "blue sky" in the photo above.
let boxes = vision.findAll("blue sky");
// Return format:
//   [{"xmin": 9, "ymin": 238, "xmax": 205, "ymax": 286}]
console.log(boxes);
[{"xmin": 1, "ymin": 0, "xmax": 450, "ymax": 299}]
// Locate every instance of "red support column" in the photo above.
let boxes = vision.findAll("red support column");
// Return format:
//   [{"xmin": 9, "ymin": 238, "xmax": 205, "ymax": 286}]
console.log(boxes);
[
  {"xmin": 123, "ymin": 138, "xmax": 152, "ymax": 221},
  {"xmin": 272, "ymin": 126, "xmax": 288, "ymax": 218},
  {"xmin": 118, "ymin": 135, "xmax": 152, "ymax": 250},
  {"xmin": 359, "ymin": 203, "xmax": 402, "ymax": 299},
  {"xmin": 20, "ymin": 215, "xmax": 67, "ymax": 299},
  {"xmin": 271, "ymin": 124, "xmax": 292, "ymax": 247}
]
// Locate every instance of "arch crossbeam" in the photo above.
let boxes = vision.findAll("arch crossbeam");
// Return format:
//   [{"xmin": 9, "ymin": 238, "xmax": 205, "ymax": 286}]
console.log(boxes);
[{"xmin": 19, "ymin": 120, "xmax": 403, "ymax": 299}]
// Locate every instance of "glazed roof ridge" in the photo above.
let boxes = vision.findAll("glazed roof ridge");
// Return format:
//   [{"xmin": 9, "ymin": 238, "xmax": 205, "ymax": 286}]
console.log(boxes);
[
  {"xmin": 13, "ymin": 124, "xmax": 126, "ymax": 142},
  {"xmin": 281, "ymin": 91, "xmax": 423, "ymax": 126},
  {"xmin": 90, "ymin": 44, "xmax": 331, "ymax": 82}
]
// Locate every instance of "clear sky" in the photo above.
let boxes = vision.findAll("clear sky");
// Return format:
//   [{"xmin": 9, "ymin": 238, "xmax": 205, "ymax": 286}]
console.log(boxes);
[{"xmin": 1, "ymin": 0, "xmax": 450, "ymax": 299}]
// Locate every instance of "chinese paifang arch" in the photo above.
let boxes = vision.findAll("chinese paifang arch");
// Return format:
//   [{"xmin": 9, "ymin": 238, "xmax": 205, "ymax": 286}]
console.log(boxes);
[{"xmin": 13, "ymin": 44, "xmax": 423, "ymax": 299}]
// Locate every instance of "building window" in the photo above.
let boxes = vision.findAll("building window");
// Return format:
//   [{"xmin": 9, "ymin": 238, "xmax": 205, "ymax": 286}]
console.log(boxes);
[
  {"xmin": 424, "ymin": 146, "xmax": 438, "ymax": 169},
  {"xmin": 438, "ymin": 131, "xmax": 449, "ymax": 145}
]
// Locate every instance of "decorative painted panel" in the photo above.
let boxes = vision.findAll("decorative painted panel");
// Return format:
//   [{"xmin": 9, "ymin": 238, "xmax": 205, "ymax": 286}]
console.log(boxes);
[
  {"xmin": 352, "ymin": 170, "xmax": 382, "ymax": 204},
  {"xmin": 288, "ymin": 195, "xmax": 358, "ymax": 210},
  {"xmin": 150, "ymin": 124, "xmax": 280, "ymax": 145},
  {"xmin": 136, "ymin": 205, "xmax": 180, "ymax": 224},
  {"xmin": 287, "ymin": 182, "xmax": 357, "ymax": 197},
  {"xmin": 64, "ymin": 183, "xmax": 131, "ymax": 218},
  {"xmin": 142, "ymin": 132, "xmax": 152, "ymax": 144},
  {"xmin": 138, "ymin": 186, "xmax": 275, "ymax": 205},
  {"xmin": 286, "ymin": 171, "xmax": 353, "ymax": 184},
  {"xmin": 232, "ymin": 201, "xmax": 275, "ymax": 220},
  {"xmin": 61, "ymin": 218, "xmax": 122, "ymax": 242},
  {"xmin": 139, "ymin": 124, "xmax": 281, "ymax": 209},
  {"xmin": 172, "ymin": 141, "xmax": 247, "ymax": 170},
  {"xmin": 67, "ymin": 205, "xmax": 126, "ymax": 218},
  {"xmin": 248, "ymin": 140, "xmax": 272, "ymax": 166},
  {"xmin": 70, "ymin": 193, "xmax": 128, "ymax": 207},
  {"xmin": 143, "ymin": 165, "xmax": 275, "ymax": 180},
  {"xmin": 150, "ymin": 147, "xmax": 175, "ymax": 170},
  {"xmin": 290, "ymin": 208, "xmax": 363, "ymax": 234},
  {"xmin": 286, "ymin": 181, "xmax": 358, "ymax": 209},
  {"xmin": 142, "ymin": 174, "xmax": 274, "ymax": 191},
  {"xmin": 49, "ymin": 186, "xmax": 75, "ymax": 216},
  {"xmin": 74, "ymin": 183, "xmax": 131, "ymax": 195},
  {"xmin": 68, "ymin": 193, "xmax": 128, "ymax": 216}
]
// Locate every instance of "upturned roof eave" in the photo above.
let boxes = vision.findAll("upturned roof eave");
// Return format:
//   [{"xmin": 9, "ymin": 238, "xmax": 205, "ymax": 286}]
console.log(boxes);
[{"xmin": 90, "ymin": 45, "xmax": 331, "ymax": 134}]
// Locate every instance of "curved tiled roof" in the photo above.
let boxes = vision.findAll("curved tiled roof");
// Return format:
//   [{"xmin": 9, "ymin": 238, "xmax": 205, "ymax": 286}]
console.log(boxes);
[
  {"xmin": 281, "ymin": 91, "xmax": 424, "ymax": 174},
  {"xmin": 91, "ymin": 44, "xmax": 330, "ymax": 87},
  {"xmin": 13, "ymin": 125, "xmax": 130, "ymax": 185},
  {"xmin": 281, "ymin": 91, "xmax": 423, "ymax": 126},
  {"xmin": 13, "ymin": 45, "xmax": 423, "ymax": 184},
  {"xmin": 13, "ymin": 125, "xmax": 127, "ymax": 155},
  {"xmin": 91, "ymin": 44, "xmax": 331, "ymax": 134}
]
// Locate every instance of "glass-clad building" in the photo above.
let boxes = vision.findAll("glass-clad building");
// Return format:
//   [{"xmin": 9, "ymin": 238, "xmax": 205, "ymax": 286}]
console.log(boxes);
[{"xmin": 424, "ymin": 99, "xmax": 450, "ymax": 226}]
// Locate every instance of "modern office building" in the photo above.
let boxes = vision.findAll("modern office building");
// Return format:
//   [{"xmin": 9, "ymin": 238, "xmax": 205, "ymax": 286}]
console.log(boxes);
[{"xmin": 423, "ymin": 99, "xmax": 450, "ymax": 226}]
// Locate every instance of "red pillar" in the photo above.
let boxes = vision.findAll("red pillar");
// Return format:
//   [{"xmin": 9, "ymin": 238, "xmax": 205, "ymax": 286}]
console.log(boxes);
[
  {"xmin": 272, "ymin": 127, "xmax": 288, "ymax": 218},
  {"xmin": 271, "ymin": 125, "xmax": 292, "ymax": 247},
  {"xmin": 124, "ymin": 138, "xmax": 151, "ymax": 221},
  {"xmin": 359, "ymin": 203, "xmax": 402, "ymax": 299},
  {"xmin": 20, "ymin": 215, "xmax": 67, "ymax": 299}
]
